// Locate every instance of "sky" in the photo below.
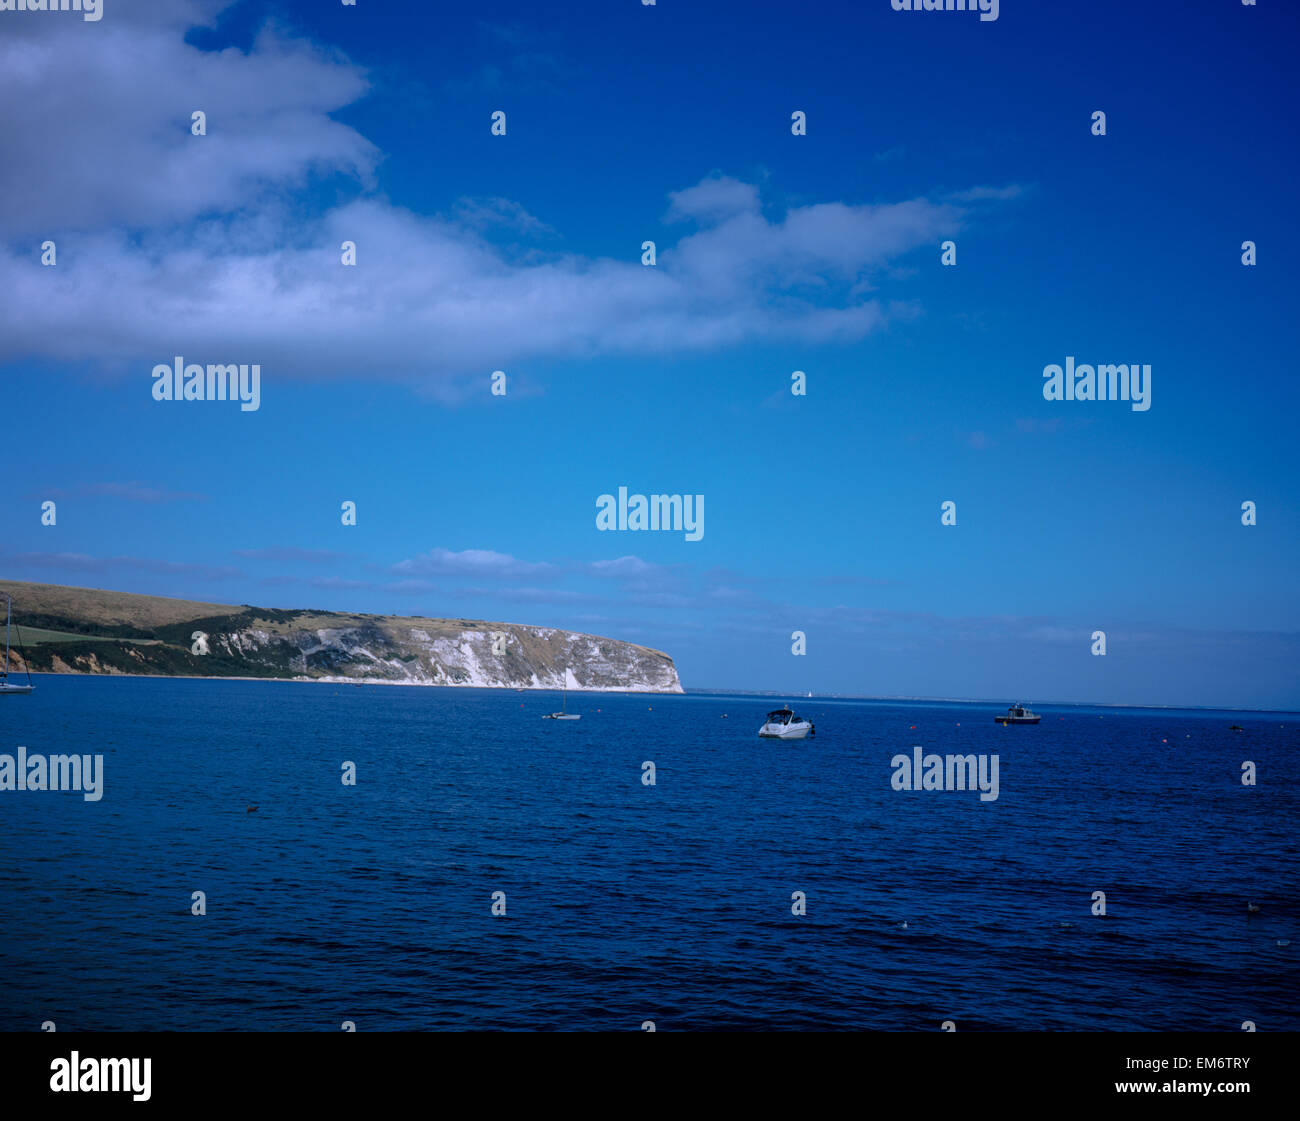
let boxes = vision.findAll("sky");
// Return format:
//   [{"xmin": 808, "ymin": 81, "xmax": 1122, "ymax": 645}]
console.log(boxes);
[{"xmin": 2, "ymin": 0, "xmax": 1298, "ymax": 708}]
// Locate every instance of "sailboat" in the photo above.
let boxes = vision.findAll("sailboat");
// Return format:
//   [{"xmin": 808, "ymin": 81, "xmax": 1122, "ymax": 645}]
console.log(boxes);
[
  {"xmin": 1, "ymin": 594, "xmax": 35, "ymax": 695},
  {"xmin": 542, "ymin": 667, "xmax": 581, "ymax": 720}
]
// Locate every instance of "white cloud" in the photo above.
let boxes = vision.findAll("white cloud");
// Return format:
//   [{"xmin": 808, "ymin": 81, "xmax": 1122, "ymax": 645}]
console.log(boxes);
[
  {"xmin": 234, "ymin": 547, "xmax": 346, "ymax": 563},
  {"xmin": 666, "ymin": 175, "xmax": 762, "ymax": 223},
  {"xmin": 587, "ymin": 556, "xmax": 660, "ymax": 578},
  {"xmin": 0, "ymin": 187, "xmax": 967, "ymax": 383},
  {"xmin": 946, "ymin": 185, "xmax": 1025, "ymax": 203},
  {"xmin": 392, "ymin": 548, "xmax": 557, "ymax": 580},
  {"xmin": 0, "ymin": 6, "xmax": 376, "ymax": 238},
  {"xmin": 34, "ymin": 481, "xmax": 207, "ymax": 503},
  {"xmin": 0, "ymin": 3, "xmax": 1017, "ymax": 390},
  {"xmin": 452, "ymin": 197, "xmax": 557, "ymax": 238},
  {"xmin": 3, "ymin": 550, "xmax": 241, "ymax": 581}
]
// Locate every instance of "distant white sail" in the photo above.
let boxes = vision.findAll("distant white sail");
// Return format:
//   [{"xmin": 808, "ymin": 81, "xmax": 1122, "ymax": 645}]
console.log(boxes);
[
  {"xmin": 1, "ymin": 594, "xmax": 35, "ymax": 695},
  {"xmin": 542, "ymin": 665, "xmax": 582, "ymax": 718}
]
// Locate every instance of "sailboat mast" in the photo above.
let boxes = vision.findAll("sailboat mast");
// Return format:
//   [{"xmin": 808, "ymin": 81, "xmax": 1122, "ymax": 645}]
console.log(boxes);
[{"xmin": 3, "ymin": 595, "xmax": 10, "ymax": 677}]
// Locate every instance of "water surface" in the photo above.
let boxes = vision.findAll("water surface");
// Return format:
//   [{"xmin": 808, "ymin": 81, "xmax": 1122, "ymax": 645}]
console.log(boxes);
[{"xmin": 1, "ymin": 676, "xmax": 1295, "ymax": 1031}]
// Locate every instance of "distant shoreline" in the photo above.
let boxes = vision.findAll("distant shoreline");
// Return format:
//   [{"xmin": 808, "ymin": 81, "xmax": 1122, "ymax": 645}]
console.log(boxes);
[
  {"xmin": 17, "ymin": 670, "xmax": 678, "ymax": 694},
  {"xmin": 17, "ymin": 672, "xmax": 1296, "ymax": 714},
  {"xmin": 681, "ymin": 688, "xmax": 1298, "ymax": 716}
]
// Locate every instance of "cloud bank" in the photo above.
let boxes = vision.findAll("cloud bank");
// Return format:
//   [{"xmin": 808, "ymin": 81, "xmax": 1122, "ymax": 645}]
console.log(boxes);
[{"xmin": 0, "ymin": 2, "xmax": 1010, "ymax": 390}]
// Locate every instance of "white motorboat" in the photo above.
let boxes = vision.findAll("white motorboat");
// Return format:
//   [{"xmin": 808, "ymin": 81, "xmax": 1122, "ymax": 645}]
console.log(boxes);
[
  {"xmin": 542, "ymin": 667, "xmax": 581, "ymax": 720},
  {"xmin": 0, "ymin": 593, "xmax": 35, "ymax": 695},
  {"xmin": 758, "ymin": 704, "xmax": 813, "ymax": 739}
]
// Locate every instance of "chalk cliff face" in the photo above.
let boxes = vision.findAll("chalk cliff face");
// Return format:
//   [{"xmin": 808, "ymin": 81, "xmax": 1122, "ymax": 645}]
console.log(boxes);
[
  {"xmin": 0, "ymin": 580, "xmax": 684, "ymax": 693},
  {"xmin": 218, "ymin": 619, "xmax": 683, "ymax": 691}
]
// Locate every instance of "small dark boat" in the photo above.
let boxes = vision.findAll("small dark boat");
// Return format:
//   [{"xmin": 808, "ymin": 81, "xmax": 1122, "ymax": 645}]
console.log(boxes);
[{"xmin": 995, "ymin": 704, "xmax": 1040, "ymax": 725}]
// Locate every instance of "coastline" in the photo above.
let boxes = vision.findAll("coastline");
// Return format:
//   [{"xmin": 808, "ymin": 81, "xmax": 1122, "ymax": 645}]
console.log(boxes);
[
  {"xmin": 17, "ymin": 669, "xmax": 682, "ymax": 694},
  {"xmin": 17, "ymin": 672, "xmax": 1297, "ymax": 713}
]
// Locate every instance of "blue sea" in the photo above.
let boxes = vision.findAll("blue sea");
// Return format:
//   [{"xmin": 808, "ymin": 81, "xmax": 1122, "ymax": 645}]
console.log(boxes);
[{"xmin": 1, "ymin": 675, "xmax": 1296, "ymax": 1032}]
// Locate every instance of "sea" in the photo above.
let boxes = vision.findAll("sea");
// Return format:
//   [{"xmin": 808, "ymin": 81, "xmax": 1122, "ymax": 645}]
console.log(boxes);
[{"xmin": 1, "ymin": 674, "xmax": 1296, "ymax": 1032}]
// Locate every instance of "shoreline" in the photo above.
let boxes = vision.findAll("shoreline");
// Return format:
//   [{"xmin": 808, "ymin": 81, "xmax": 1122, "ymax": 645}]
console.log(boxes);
[
  {"xmin": 16, "ymin": 670, "xmax": 683, "ymax": 695},
  {"xmin": 16, "ymin": 672, "xmax": 1296, "ymax": 714},
  {"xmin": 686, "ymin": 689, "xmax": 1299, "ymax": 716}
]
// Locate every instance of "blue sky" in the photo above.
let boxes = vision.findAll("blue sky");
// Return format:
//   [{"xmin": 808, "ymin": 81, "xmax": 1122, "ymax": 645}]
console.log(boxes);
[{"xmin": 2, "ymin": 0, "xmax": 1298, "ymax": 708}]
